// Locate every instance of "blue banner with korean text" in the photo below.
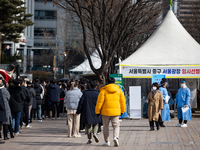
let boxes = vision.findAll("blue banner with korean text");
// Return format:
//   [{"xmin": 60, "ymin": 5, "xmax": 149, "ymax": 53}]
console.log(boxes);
[{"xmin": 152, "ymin": 75, "xmax": 166, "ymax": 85}]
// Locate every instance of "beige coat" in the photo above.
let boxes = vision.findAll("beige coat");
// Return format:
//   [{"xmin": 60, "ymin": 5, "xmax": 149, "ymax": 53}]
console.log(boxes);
[{"xmin": 146, "ymin": 91, "xmax": 163, "ymax": 122}]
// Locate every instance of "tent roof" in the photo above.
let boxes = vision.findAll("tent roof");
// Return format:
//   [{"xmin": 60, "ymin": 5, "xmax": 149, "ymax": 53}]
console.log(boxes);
[
  {"xmin": 119, "ymin": 10, "xmax": 200, "ymax": 66},
  {"xmin": 70, "ymin": 51, "xmax": 101, "ymax": 74}
]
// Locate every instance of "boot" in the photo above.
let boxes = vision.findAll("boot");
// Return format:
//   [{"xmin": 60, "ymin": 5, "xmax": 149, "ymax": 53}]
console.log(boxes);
[
  {"xmin": 160, "ymin": 122, "xmax": 165, "ymax": 127},
  {"xmin": 149, "ymin": 121, "xmax": 154, "ymax": 131},
  {"xmin": 156, "ymin": 122, "xmax": 160, "ymax": 130}
]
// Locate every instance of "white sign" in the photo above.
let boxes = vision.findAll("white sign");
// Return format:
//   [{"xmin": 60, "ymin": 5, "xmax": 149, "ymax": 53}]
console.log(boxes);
[
  {"xmin": 129, "ymin": 86, "xmax": 141, "ymax": 119},
  {"xmin": 120, "ymin": 65, "xmax": 200, "ymax": 78}
]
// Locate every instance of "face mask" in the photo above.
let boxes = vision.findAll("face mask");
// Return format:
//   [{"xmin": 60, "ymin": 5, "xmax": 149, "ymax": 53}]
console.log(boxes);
[
  {"xmin": 181, "ymin": 84, "xmax": 186, "ymax": 88},
  {"xmin": 152, "ymin": 87, "xmax": 157, "ymax": 91}
]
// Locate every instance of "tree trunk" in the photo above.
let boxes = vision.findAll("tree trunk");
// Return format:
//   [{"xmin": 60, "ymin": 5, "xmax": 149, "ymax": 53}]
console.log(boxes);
[
  {"xmin": 0, "ymin": 34, "xmax": 2, "ymax": 64},
  {"xmin": 98, "ymin": 73, "xmax": 106, "ymax": 86}
]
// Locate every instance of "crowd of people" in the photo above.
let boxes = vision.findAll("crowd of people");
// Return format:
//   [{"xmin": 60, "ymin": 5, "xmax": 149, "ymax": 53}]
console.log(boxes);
[
  {"xmin": 0, "ymin": 76, "xmax": 192, "ymax": 147},
  {"xmin": 0, "ymin": 77, "xmax": 126, "ymax": 147}
]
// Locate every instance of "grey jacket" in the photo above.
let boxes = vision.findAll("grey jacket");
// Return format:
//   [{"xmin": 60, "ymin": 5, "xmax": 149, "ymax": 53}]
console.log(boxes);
[
  {"xmin": 64, "ymin": 87, "xmax": 82, "ymax": 110},
  {"xmin": 1, "ymin": 87, "xmax": 12, "ymax": 125}
]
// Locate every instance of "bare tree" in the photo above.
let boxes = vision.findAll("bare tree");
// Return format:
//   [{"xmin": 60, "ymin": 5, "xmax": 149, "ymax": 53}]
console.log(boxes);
[
  {"xmin": 43, "ymin": 0, "xmax": 164, "ymax": 83},
  {"xmin": 42, "ymin": 7, "xmax": 83, "ymax": 78}
]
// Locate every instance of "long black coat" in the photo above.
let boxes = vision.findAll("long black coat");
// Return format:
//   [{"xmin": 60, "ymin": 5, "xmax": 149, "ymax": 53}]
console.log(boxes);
[
  {"xmin": 0, "ymin": 89, "xmax": 6, "ymax": 123},
  {"xmin": 76, "ymin": 89, "xmax": 100, "ymax": 125},
  {"xmin": 9, "ymin": 85, "xmax": 26, "ymax": 113},
  {"xmin": 34, "ymin": 82, "xmax": 42, "ymax": 105},
  {"xmin": 22, "ymin": 86, "xmax": 31, "ymax": 106},
  {"xmin": 49, "ymin": 84, "xmax": 60, "ymax": 103}
]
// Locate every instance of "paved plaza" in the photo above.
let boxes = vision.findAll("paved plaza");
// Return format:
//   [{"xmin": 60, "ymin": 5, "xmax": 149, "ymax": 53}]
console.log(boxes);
[{"xmin": 1, "ymin": 114, "xmax": 200, "ymax": 150}]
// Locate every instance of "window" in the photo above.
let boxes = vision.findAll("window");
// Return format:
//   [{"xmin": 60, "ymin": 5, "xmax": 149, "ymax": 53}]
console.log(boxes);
[
  {"xmin": 35, "ymin": 10, "xmax": 57, "ymax": 19},
  {"xmin": 34, "ymin": 28, "xmax": 56, "ymax": 36}
]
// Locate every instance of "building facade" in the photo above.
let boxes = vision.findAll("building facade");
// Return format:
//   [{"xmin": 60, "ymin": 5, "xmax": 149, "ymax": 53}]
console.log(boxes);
[{"xmin": 3, "ymin": 0, "xmax": 34, "ymax": 73}]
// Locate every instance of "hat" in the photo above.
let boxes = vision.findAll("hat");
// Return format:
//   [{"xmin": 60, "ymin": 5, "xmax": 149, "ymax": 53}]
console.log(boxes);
[{"xmin": 13, "ymin": 79, "xmax": 21, "ymax": 85}]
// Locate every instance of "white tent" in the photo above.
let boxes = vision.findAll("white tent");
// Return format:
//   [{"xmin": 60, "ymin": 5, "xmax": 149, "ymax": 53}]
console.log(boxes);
[
  {"xmin": 70, "ymin": 51, "xmax": 101, "ymax": 75},
  {"xmin": 120, "ymin": 10, "xmax": 200, "ymax": 66},
  {"xmin": 119, "ymin": 10, "xmax": 200, "ymax": 79}
]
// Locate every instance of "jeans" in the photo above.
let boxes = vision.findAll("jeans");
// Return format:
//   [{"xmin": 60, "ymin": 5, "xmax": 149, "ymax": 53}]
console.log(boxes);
[
  {"xmin": 12, "ymin": 112, "xmax": 21, "ymax": 133},
  {"xmin": 37, "ymin": 105, "xmax": 42, "ymax": 120}
]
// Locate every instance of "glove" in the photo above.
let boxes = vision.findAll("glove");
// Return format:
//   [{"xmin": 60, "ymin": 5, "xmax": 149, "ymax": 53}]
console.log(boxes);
[{"xmin": 184, "ymin": 105, "xmax": 189, "ymax": 107}]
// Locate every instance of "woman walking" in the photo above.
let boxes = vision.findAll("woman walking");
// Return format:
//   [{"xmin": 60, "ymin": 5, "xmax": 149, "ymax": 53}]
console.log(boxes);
[
  {"xmin": 146, "ymin": 83, "xmax": 163, "ymax": 131},
  {"xmin": 64, "ymin": 81, "xmax": 82, "ymax": 138}
]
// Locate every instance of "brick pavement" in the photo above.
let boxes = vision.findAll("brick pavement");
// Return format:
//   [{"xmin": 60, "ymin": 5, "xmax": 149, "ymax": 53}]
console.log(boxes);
[{"xmin": 0, "ymin": 117, "xmax": 200, "ymax": 150}]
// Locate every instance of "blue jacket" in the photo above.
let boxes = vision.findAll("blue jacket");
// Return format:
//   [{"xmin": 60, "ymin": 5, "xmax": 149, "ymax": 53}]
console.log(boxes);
[
  {"xmin": 159, "ymin": 87, "xmax": 170, "ymax": 121},
  {"xmin": 175, "ymin": 87, "xmax": 191, "ymax": 120},
  {"xmin": 49, "ymin": 84, "xmax": 61, "ymax": 103}
]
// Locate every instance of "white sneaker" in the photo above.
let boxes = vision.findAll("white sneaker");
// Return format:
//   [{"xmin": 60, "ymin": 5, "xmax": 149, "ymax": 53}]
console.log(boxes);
[
  {"xmin": 113, "ymin": 137, "xmax": 119, "ymax": 147},
  {"xmin": 73, "ymin": 134, "xmax": 81, "ymax": 138},
  {"xmin": 93, "ymin": 134, "xmax": 99, "ymax": 143},
  {"xmin": 181, "ymin": 123, "xmax": 187, "ymax": 128},
  {"xmin": 103, "ymin": 141, "xmax": 110, "ymax": 146},
  {"xmin": 119, "ymin": 119, "xmax": 122, "ymax": 122},
  {"xmin": 26, "ymin": 125, "xmax": 32, "ymax": 128},
  {"xmin": 15, "ymin": 132, "xmax": 20, "ymax": 135},
  {"xmin": 51, "ymin": 118, "xmax": 55, "ymax": 120},
  {"xmin": 176, "ymin": 123, "xmax": 182, "ymax": 127},
  {"xmin": 57, "ymin": 117, "xmax": 61, "ymax": 119},
  {"xmin": 38, "ymin": 120, "xmax": 42, "ymax": 122}
]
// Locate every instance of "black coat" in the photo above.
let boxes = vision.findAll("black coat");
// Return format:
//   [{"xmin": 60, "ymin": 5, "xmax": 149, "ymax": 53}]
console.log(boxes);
[
  {"xmin": 76, "ymin": 89, "xmax": 100, "ymax": 125},
  {"xmin": 49, "ymin": 84, "xmax": 60, "ymax": 103},
  {"xmin": 0, "ymin": 89, "xmax": 7, "ymax": 123},
  {"xmin": 34, "ymin": 82, "xmax": 42, "ymax": 105},
  {"xmin": 9, "ymin": 85, "xmax": 26, "ymax": 113},
  {"xmin": 22, "ymin": 86, "xmax": 31, "ymax": 106}
]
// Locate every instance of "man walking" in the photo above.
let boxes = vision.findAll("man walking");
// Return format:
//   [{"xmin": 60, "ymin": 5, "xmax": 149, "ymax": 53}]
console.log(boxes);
[
  {"xmin": 76, "ymin": 81, "xmax": 100, "ymax": 144},
  {"xmin": 95, "ymin": 77, "xmax": 126, "ymax": 147}
]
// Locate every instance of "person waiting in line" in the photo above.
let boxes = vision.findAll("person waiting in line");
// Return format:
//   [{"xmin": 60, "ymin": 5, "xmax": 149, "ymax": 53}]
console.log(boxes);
[
  {"xmin": 76, "ymin": 81, "xmax": 100, "ymax": 144},
  {"xmin": 49, "ymin": 80, "xmax": 61, "ymax": 119},
  {"xmin": 175, "ymin": 79, "xmax": 191, "ymax": 128},
  {"xmin": 159, "ymin": 78, "xmax": 170, "ymax": 127},
  {"xmin": 26, "ymin": 81, "xmax": 36, "ymax": 125},
  {"xmin": 9, "ymin": 79, "xmax": 26, "ymax": 135},
  {"xmin": 0, "ymin": 78, "xmax": 7, "ymax": 144},
  {"xmin": 34, "ymin": 78, "xmax": 43, "ymax": 122},
  {"xmin": 146, "ymin": 83, "xmax": 163, "ymax": 131},
  {"xmin": 1, "ymin": 78, "xmax": 15, "ymax": 140},
  {"xmin": 95, "ymin": 77, "xmax": 126, "ymax": 147},
  {"xmin": 64, "ymin": 81, "xmax": 82, "ymax": 138}
]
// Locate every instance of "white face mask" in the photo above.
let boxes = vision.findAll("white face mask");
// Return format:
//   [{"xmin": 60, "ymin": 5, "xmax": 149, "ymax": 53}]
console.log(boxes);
[
  {"xmin": 181, "ymin": 84, "xmax": 186, "ymax": 88},
  {"xmin": 152, "ymin": 87, "xmax": 157, "ymax": 91}
]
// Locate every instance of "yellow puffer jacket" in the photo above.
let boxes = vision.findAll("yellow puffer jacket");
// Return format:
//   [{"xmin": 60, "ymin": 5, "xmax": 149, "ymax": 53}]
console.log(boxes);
[{"xmin": 95, "ymin": 84, "xmax": 126, "ymax": 116}]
